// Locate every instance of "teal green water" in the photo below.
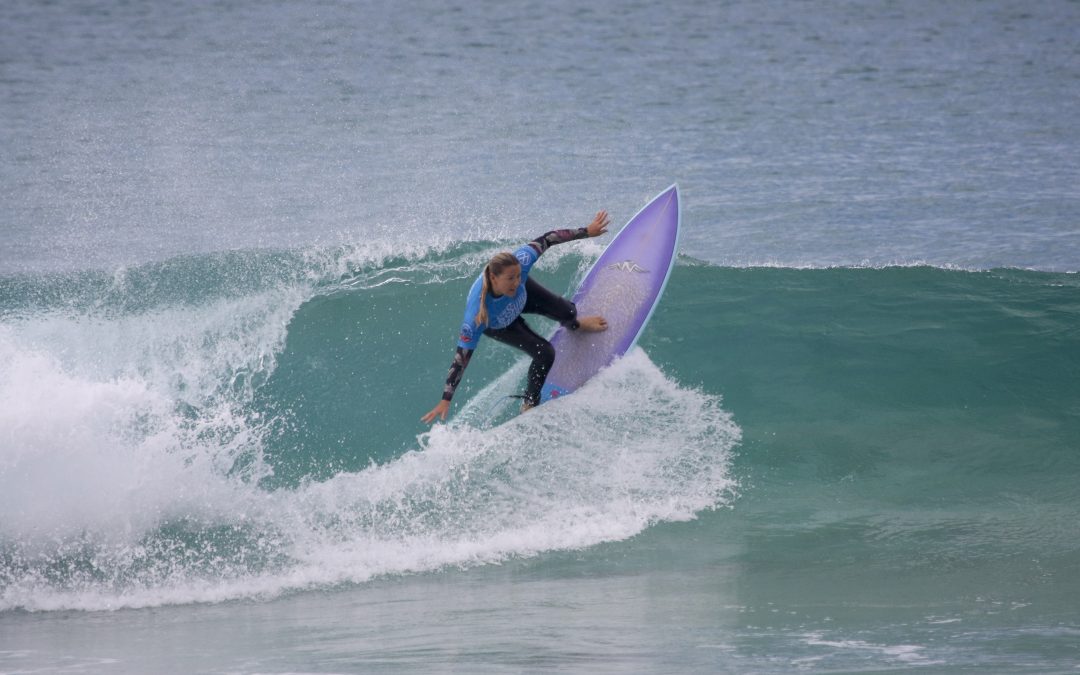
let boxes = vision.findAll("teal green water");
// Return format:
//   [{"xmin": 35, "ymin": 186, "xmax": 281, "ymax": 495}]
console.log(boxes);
[
  {"xmin": 5, "ymin": 0, "xmax": 1080, "ymax": 668},
  {"xmin": 2, "ymin": 247, "xmax": 1078, "ymax": 670}
]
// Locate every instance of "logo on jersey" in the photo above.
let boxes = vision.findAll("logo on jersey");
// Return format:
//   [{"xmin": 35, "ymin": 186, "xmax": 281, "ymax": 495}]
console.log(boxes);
[
  {"xmin": 459, "ymin": 322, "xmax": 475, "ymax": 344},
  {"xmin": 491, "ymin": 291, "xmax": 527, "ymax": 328},
  {"xmin": 515, "ymin": 249, "xmax": 533, "ymax": 267},
  {"xmin": 607, "ymin": 260, "xmax": 649, "ymax": 273}
]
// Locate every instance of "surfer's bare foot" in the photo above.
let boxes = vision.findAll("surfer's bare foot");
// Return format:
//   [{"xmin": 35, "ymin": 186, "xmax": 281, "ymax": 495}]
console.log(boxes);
[
  {"xmin": 578, "ymin": 315, "xmax": 608, "ymax": 332},
  {"xmin": 520, "ymin": 402, "xmax": 535, "ymax": 414}
]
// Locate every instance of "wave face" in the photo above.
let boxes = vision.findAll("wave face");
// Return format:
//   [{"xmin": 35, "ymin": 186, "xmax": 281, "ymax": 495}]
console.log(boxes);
[
  {"xmin": 2, "ymin": 245, "xmax": 1078, "ymax": 612},
  {"xmin": 0, "ymin": 244, "xmax": 739, "ymax": 611}
]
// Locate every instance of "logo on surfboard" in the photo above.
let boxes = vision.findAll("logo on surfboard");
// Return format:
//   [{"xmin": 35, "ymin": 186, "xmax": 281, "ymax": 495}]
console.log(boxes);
[{"xmin": 607, "ymin": 260, "xmax": 649, "ymax": 273}]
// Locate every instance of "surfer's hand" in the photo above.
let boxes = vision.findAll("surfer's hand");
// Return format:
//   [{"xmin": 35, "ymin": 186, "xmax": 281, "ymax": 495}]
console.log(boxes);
[
  {"xmin": 422, "ymin": 400, "xmax": 450, "ymax": 424},
  {"xmin": 587, "ymin": 211, "xmax": 610, "ymax": 237}
]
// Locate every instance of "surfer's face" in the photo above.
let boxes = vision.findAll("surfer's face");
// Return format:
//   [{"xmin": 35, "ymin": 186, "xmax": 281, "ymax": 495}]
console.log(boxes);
[{"xmin": 490, "ymin": 264, "xmax": 521, "ymax": 297}]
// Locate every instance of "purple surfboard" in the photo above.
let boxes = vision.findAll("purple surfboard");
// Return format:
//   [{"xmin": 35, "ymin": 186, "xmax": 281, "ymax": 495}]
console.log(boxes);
[{"xmin": 540, "ymin": 185, "xmax": 681, "ymax": 403}]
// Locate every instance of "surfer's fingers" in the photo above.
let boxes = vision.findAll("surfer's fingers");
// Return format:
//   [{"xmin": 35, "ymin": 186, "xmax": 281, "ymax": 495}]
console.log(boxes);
[
  {"xmin": 421, "ymin": 405, "xmax": 444, "ymax": 423},
  {"xmin": 591, "ymin": 210, "xmax": 610, "ymax": 235}
]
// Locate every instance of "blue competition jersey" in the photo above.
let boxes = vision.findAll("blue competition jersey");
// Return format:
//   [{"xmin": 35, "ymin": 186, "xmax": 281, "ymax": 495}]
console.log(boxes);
[{"xmin": 457, "ymin": 244, "xmax": 540, "ymax": 349}]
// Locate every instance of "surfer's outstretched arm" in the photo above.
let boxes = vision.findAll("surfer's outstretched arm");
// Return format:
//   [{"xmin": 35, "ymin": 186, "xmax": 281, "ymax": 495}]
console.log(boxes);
[
  {"xmin": 528, "ymin": 211, "xmax": 610, "ymax": 256},
  {"xmin": 422, "ymin": 346, "xmax": 474, "ymax": 423}
]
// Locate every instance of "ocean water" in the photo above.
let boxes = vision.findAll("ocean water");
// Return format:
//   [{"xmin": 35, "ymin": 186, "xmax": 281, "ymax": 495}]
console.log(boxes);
[{"xmin": 2, "ymin": 0, "xmax": 1079, "ymax": 672}]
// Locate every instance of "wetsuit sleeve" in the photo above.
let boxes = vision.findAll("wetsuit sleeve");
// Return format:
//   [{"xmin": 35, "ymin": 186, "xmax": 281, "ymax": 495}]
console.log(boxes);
[
  {"xmin": 442, "ymin": 346, "xmax": 474, "ymax": 401},
  {"xmin": 527, "ymin": 227, "xmax": 589, "ymax": 256}
]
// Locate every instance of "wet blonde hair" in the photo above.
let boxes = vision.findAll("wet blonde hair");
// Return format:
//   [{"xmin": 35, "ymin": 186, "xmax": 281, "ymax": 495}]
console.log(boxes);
[{"xmin": 476, "ymin": 252, "xmax": 520, "ymax": 326}]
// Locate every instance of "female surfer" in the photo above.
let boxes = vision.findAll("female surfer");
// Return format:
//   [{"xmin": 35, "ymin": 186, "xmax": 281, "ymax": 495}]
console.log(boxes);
[{"xmin": 421, "ymin": 211, "xmax": 611, "ymax": 423}]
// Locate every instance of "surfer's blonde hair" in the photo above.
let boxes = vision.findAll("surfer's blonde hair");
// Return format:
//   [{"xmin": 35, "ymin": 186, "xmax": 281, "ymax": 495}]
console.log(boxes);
[{"xmin": 476, "ymin": 252, "xmax": 520, "ymax": 326}]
